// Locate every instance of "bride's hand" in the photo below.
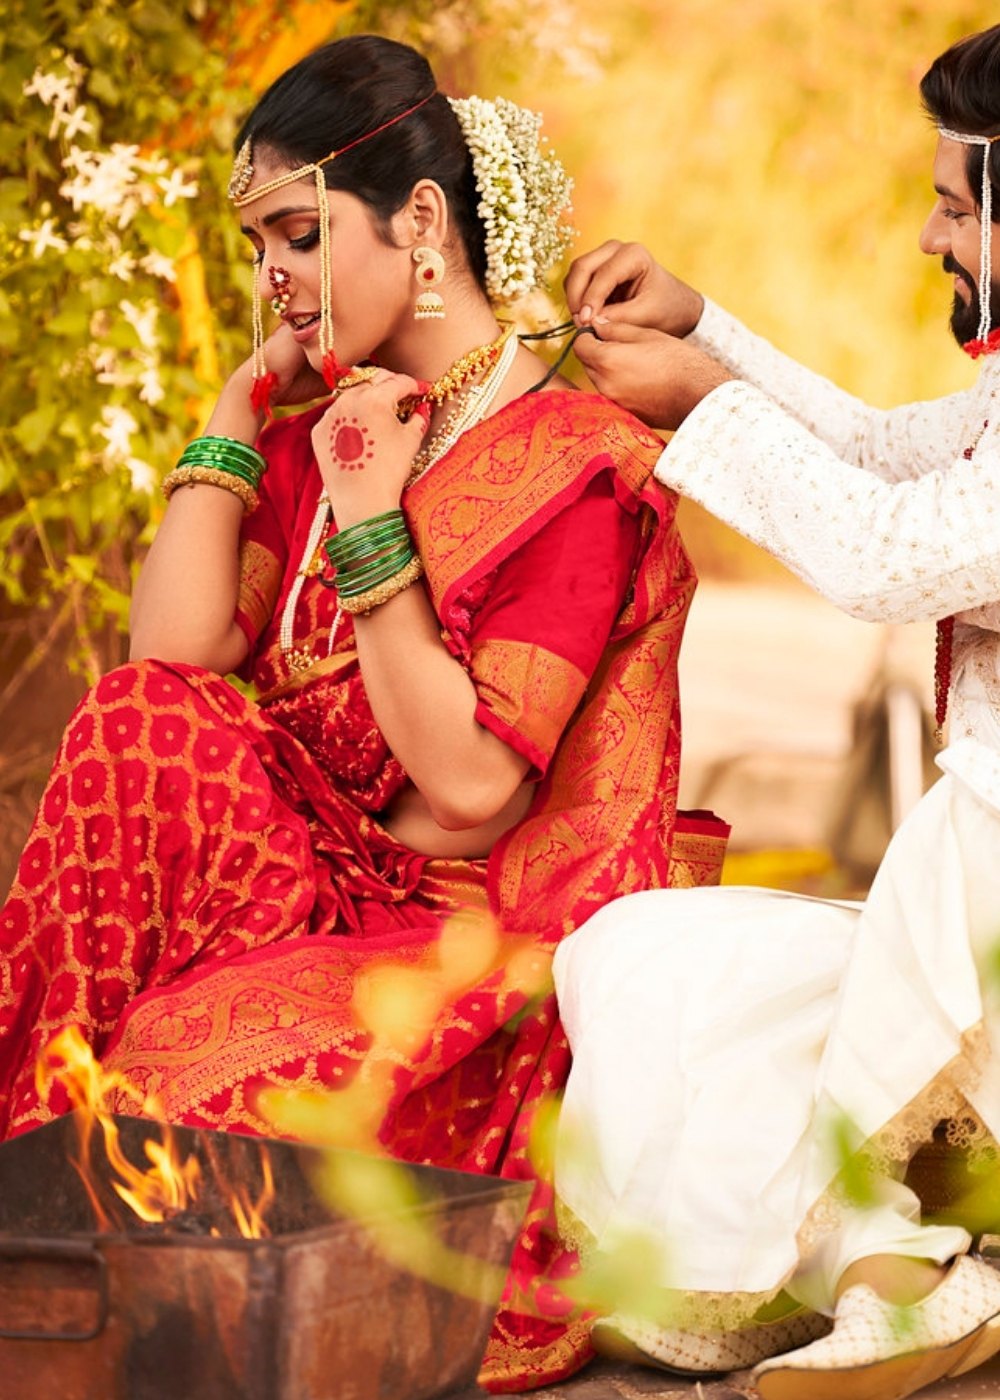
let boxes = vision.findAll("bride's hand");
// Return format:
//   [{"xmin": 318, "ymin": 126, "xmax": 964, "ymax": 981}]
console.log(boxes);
[
  {"xmin": 257, "ymin": 324, "xmax": 329, "ymax": 406},
  {"xmin": 312, "ymin": 370, "xmax": 430, "ymax": 528}
]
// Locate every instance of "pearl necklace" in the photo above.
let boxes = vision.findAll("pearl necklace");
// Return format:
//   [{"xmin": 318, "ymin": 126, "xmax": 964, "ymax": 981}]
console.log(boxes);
[
  {"xmin": 405, "ymin": 326, "xmax": 519, "ymax": 487},
  {"xmin": 278, "ymin": 327, "xmax": 520, "ymax": 672}
]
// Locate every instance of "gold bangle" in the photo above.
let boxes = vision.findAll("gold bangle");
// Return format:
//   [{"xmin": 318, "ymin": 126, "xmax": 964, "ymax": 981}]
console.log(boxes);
[
  {"xmin": 163, "ymin": 465, "xmax": 259, "ymax": 513},
  {"xmin": 338, "ymin": 556, "xmax": 424, "ymax": 616}
]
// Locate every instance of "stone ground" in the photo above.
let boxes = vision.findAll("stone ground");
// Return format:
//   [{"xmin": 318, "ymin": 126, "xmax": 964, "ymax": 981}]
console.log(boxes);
[{"xmin": 449, "ymin": 1352, "xmax": 1000, "ymax": 1399}]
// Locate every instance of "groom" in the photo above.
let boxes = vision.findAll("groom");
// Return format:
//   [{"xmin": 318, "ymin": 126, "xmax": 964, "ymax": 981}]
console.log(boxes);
[{"xmin": 559, "ymin": 20, "xmax": 1000, "ymax": 1400}]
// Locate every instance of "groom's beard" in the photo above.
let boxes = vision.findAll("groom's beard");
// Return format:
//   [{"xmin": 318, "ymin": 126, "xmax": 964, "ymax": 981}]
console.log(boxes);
[{"xmin": 946, "ymin": 253, "xmax": 1000, "ymax": 345}]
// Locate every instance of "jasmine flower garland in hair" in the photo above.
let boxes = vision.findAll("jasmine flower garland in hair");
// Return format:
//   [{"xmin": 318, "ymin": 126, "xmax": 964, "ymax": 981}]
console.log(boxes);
[{"xmin": 448, "ymin": 95, "xmax": 575, "ymax": 303}]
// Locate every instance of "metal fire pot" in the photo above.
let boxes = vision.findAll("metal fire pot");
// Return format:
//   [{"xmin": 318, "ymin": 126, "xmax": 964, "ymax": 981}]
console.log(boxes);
[{"xmin": 0, "ymin": 1114, "xmax": 530, "ymax": 1400}]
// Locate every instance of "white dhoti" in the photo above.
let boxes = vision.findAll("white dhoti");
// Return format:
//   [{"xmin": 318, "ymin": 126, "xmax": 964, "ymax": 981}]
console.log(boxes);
[{"xmin": 553, "ymin": 739, "xmax": 1000, "ymax": 1317}]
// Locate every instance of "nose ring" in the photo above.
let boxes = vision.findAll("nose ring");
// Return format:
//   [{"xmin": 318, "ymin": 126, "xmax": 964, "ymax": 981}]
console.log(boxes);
[{"xmin": 268, "ymin": 266, "xmax": 291, "ymax": 316}]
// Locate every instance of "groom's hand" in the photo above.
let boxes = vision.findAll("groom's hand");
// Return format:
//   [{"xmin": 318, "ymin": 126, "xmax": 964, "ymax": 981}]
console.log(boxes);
[
  {"xmin": 574, "ymin": 321, "xmax": 732, "ymax": 431},
  {"xmin": 565, "ymin": 241, "xmax": 704, "ymax": 338}
]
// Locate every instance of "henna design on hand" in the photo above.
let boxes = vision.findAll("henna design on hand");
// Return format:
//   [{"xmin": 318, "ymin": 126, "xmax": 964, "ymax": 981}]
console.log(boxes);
[{"xmin": 328, "ymin": 415, "xmax": 376, "ymax": 471}]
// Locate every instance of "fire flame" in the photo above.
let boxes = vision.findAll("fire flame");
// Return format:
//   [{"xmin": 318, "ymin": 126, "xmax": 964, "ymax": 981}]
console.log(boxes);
[{"xmin": 36, "ymin": 1027, "xmax": 272, "ymax": 1238}]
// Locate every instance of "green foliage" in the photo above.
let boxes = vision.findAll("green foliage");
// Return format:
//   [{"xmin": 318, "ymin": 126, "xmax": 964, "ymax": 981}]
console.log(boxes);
[{"xmin": 1, "ymin": 0, "xmax": 254, "ymax": 641}]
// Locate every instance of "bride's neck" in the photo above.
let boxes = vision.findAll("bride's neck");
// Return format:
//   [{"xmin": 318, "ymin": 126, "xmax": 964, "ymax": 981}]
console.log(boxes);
[{"xmin": 378, "ymin": 292, "xmax": 503, "ymax": 383}]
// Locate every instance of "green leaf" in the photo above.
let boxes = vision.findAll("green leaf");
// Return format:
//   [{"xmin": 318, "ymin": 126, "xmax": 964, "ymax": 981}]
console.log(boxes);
[
  {"xmin": 12, "ymin": 403, "xmax": 58, "ymax": 454},
  {"xmin": 0, "ymin": 177, "xmax": 29, "ymax": 224},
  {"xmin": 65, "ymin": 551, "xmax": 97, "ymax": 584},
  {"xmin": 86, "ymin": 68, "xmax": 120, "ymax": 106},
  {"xmin": 47, "ymin": 301, "xmax": 92, "ymax": 337}
]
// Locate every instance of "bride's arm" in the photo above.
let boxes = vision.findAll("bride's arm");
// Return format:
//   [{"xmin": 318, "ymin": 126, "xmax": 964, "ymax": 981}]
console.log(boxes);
[{"xmin": 129, "ymin": 365, "xmax": 259, "ymax": 673}]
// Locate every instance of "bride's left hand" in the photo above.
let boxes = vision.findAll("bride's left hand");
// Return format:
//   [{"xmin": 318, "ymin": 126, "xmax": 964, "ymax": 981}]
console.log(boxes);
[{"xmin": 312, "ymin": 369, "xmax": 430, "ymax": 528}]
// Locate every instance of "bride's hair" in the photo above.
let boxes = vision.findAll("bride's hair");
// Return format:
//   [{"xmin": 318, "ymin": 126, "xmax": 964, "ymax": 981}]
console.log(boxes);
[{"xmin": 236, "ymin": 34, "xmax": 488, "ymax": 290}]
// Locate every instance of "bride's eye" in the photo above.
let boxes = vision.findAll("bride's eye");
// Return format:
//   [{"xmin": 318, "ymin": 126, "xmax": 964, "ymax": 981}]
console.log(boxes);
[{"xmin": 289, "ymin": 228, "xmax": 320, "ymax": 251}]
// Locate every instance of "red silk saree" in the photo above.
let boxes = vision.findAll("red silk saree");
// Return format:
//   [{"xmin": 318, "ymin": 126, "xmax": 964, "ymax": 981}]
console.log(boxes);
[{"xmin": 0, "ymin": 389, "xmax": 728, "ymax": 1389}]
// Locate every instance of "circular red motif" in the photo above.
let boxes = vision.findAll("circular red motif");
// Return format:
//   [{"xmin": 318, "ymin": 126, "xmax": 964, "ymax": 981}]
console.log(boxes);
[{"xmin": 334, "ymin": 425, "xmax": 366, "ymax": 461}]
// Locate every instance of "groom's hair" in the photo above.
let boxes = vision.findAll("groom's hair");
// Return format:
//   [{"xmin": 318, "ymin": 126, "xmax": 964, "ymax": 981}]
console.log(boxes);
[{"xmin": 921, "ymin": 25, "xmax": 1000, "ymax": 221}]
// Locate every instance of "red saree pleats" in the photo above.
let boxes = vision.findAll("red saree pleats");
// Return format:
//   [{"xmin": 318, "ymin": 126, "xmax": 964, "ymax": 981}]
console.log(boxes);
[{"xmin": 0, "ymin": 389, "xmax": 730, "ymax": 1392}]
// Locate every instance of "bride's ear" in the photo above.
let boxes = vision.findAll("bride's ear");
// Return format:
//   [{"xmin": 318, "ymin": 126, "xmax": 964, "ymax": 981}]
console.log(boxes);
[{"xmin": 395, "ymin": 179, "xmax": 449, "ymax": 249}]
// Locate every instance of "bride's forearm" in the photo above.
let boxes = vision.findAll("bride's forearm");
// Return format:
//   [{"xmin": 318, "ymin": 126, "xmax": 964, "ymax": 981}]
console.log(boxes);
[
  {"xmin": 129, "ymin": 373, "xmax": 260, "ymax": 672},
  {"xmin": 353, "ymin": 585, "xmax": 530, "ymax": 832}
]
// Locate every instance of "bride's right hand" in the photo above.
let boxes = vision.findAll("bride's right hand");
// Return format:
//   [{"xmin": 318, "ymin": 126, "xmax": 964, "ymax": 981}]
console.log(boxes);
[
  {"xmin": 258, "ymin": 323, "xmax": 329, "ymax": 407},
  {"xmin": 204, "ymin": 325, "xmax": 328, "ymax": 444}
]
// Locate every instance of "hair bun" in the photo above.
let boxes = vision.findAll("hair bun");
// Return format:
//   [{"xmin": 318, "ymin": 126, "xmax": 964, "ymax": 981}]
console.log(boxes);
[{"xmin": 448, "ymin": 94, "xmax": 575, "ymax": 303}]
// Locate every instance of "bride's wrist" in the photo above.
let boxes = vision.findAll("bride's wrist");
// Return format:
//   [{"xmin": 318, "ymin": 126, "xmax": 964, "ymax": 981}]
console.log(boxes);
[{"xmin": 202, "ymin": 363, "xmax": 264, "ymax": 444}]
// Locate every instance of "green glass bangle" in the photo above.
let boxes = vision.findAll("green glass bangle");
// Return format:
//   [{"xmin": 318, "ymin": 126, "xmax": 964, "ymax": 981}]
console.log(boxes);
[
  {"xmin": 324, "ymin": 522, "xmax": 410, "ymax": 569},
  {"xmin": 181, "ymin": 435, "xmax": 267, "ymax": 471},
  {"xmin": 325, "ymin": 519, "xmax": 408, "ymax": 554},
  {"xmin": 177, "ymin": 436, "xmax": 267, "ymax": 489},
  {"xmin": 336, "ymin": 553, "xmax": 416, "ymax": 598},
  {"xmin": 335, "ymin": 546, "xmax": 416, "ymax": 597},
  {"xmin": 326, "ymin": 509, "xmax": 406, "ymax": 555},
  {"xmin": 325, "ymin": 538, "xmax": 410, "ymax": 575},
  {"xmin": 177, "ymin": 444, "xmax": 265, "ymax": 475}
]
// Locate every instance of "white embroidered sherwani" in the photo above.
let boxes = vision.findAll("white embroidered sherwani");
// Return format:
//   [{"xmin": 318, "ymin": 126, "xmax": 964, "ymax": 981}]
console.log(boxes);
[{"xmin": 553, "ymin": 303, "xmax": 1000, "ymax": 1323}]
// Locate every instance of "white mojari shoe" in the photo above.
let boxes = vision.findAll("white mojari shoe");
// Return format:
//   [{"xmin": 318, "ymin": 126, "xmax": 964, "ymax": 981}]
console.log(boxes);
[
  {"xmin": 753, "ymin": 1254, "xmax": 1000, "ymax": 1400},
  {"xmin": 591, "ymin": 1307, "xmax": 831, "ymax": 1376}
]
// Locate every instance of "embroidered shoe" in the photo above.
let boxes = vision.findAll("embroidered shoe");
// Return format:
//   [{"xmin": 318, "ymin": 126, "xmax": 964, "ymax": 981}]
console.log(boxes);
[
  {"xmin": 753, "ymin": 1255, "xmax": 1000, "ymax": 1400},
  {"xmin": 591, "ymin": 1307, "xmax": 832, "ymax": 1376}
]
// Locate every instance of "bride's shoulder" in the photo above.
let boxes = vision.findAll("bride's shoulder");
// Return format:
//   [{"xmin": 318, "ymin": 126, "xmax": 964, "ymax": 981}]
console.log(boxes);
[{"xmin": 518, "ymin": 387, "xmax": 665, "ymax": 468}]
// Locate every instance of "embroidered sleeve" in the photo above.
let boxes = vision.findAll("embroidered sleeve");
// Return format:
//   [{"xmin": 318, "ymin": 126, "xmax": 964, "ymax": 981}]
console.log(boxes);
[
  {"xmin": 690, "ymin": 298, "xmax": 977, "ymax": 483},
  {"xmin": 657, "ymin": 378, "xmax": 1000, "ymax": 624}
]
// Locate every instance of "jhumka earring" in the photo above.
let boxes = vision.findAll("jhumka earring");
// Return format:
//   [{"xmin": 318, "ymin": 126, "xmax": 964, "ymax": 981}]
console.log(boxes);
[
  {"xmin": 268, "ymin": 266, "xmax": 291, "ymax": 316},
  {"xmin": 412, "ymin": 246, "xmax": 446, "ymax": 320}
]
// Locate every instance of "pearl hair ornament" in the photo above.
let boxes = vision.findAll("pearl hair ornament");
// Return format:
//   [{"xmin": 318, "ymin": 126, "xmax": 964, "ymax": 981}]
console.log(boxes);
[{"xmin": 938, "ymin": 124, "xmax": 1000, "ymax": 352}]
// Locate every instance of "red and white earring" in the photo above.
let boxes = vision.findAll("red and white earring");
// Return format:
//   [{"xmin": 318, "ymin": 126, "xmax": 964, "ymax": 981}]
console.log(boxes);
[
  {"xmin": 268, "ymin": 266, "xmax": 291, "ymax": 316},
  {"xmin": 412, "ymin": 246, "xmax": 446, "ymax": 320}
]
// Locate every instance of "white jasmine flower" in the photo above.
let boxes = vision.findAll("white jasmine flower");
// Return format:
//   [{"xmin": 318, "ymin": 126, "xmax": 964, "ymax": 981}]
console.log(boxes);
[
  {"xmin": 157, "ymin": 169, "xmax": 198, "ymax": 207},
  {"xmin": 127, "ymin": 457, "xmax": 157, "ymax": 494},
  {"xmin": 23, "ymin": 69, "xmax": 76, "ymax": 111},
  {"xmin": 93, "ymin": 348, "xmax": 131, "ymax": 388},
  {"xmin": 108, "ymin": 251, "xmax": 137, "ymax": 282},
  {"xmin": 53, "ymin": 104, "xmax": 96, "ymax": 141},
  {"xmin": 138, "ymin": 365, "xmax": 165, "ymax": 406},
  {"xmin": 139, "ymin": 251, "xmax": 176, "ymax": 282},
  {"xmin": 60, "ymin": 144, "xmax": 151, "ymax": 228},
  {"xmin": 448, "ymin": 95, "xmax": 574, "ymax": 303},
  {"xmin": 120, "ymin": 299, "xmax": 158, "ymax": 345},
  {"xmin": 18, "ymin": 217, "xmax": 69, "ymax": 258},
  {"xmin": 97, "ymin": 405, "xmax": 138, "ymax": 464}
]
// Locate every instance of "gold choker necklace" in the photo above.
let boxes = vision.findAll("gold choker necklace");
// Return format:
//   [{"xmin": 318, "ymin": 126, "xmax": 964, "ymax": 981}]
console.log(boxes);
[{"xmin": 335, "ymin": 324, "xmax": 515, "ymax": 416}]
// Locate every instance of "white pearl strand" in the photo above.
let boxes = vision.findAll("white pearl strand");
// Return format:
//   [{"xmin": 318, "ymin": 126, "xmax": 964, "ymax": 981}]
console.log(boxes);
[{"xmin": 278, "ymin": 332, "xmax": 520, "ymax": 671}]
